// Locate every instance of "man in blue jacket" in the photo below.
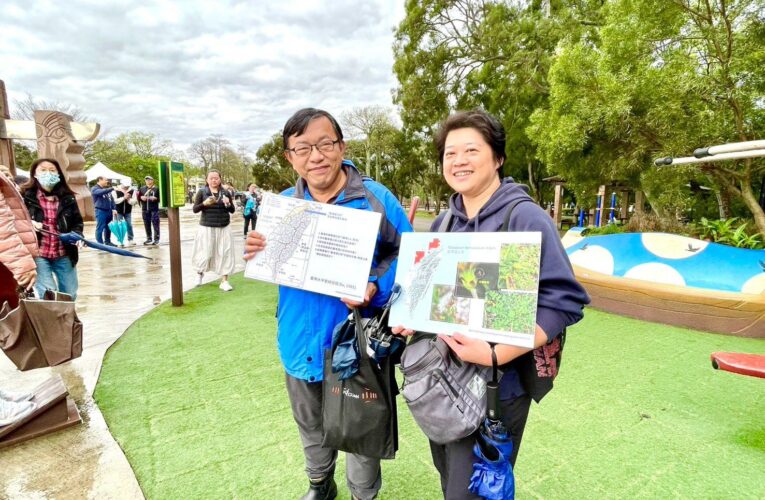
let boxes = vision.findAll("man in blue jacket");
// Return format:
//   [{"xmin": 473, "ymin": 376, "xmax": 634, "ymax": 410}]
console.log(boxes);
[
  {"xmin": 244, "ymin": 108, "xmax": 412, "ymax": 500},
  {"xmin": 91, "ymin": 176, "xmax": 117, "ymax": 245}
]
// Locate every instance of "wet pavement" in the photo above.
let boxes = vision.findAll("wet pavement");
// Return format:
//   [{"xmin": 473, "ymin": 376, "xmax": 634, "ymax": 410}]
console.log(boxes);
[{"xmin": 0, "ymin": 205, "xmax": 247, "ymax": 499}]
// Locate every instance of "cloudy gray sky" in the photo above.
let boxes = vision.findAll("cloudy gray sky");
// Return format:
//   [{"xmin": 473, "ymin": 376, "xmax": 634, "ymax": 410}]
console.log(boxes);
[{"xmin": 1, "ymin": 0, "xmax": 406, "ymax": 153}]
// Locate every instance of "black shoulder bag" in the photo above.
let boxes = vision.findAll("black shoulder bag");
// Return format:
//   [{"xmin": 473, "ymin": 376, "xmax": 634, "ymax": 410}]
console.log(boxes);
[{"xmin": 321, "ymin": 308, "xmax": 398, "ymax": 459}]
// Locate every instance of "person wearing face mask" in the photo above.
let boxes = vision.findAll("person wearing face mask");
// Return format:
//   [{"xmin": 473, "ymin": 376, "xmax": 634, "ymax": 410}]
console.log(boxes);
[{"xmin": 20, "ymin": 158, "xmax": 84, "ymax": 300}]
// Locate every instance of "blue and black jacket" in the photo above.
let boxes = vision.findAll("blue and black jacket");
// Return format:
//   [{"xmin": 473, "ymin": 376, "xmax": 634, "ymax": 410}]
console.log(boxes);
[
  {"xmin": 91, "ymin": 185, "xmax": 115, "ymax": 211},
  {"xmin": 277, "ymin": 160, "xmax": 413, "ymax": 382}
]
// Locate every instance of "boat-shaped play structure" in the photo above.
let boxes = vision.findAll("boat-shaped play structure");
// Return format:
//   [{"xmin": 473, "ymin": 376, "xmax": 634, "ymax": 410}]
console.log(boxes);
[{"xmin": 563, "ymin": 230, "xmax": 765, "ymax": 337}]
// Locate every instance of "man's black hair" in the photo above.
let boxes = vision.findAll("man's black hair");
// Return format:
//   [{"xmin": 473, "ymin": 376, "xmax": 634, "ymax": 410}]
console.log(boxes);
[{"xmin": 282, "ymin": 108, "xmax": 344, "ymax": 150}]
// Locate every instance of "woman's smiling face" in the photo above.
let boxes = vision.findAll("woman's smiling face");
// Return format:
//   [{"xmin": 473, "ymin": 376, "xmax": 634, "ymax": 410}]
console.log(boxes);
[{"xmin": 442, "ymin": 127, "xmax": 501, "ymax": 199}]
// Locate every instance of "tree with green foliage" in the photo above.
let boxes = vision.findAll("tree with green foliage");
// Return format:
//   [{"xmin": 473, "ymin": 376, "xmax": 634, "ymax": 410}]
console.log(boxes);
[
  {"xmin": 187, "ymin": 135, "xmax": 254, "ymax": 189},
  {"xmin": 12, "ymin": 142, "xmax": 36, "ymax": 171},
  {"xmin": 87, "ymin": 131, "xmax": 173, "ymax": 184},
  {"xmin": 529, "ymin": 0, "xmax": 765, "ymax": 234},
  {"xmin": 393, "ymin": 0, "xmax": 603, "ymax": 201},
  {"xmin": 341, "ymin": 106, "xmax": 399, "ymax": 182},
  {"xmin": 251, "ymin": 133, "xmax": 298, "ymax": 193}
]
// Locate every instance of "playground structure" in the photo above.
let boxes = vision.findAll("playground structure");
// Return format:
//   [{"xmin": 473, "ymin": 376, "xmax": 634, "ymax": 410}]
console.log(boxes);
[
  {"xmin": 544, "ymin": 176, "xmax": 645, "ymax": 230},
  {"xmin": 564, "ymin": 140, "xmax": 765, "ymax": 378},
  {"xmin": 564, "ymin": 230, "xmax": 765, "ymax": 337},
  {"xmin": 0, "ymin": 80, "xmax": 100, "ymax": 220}
]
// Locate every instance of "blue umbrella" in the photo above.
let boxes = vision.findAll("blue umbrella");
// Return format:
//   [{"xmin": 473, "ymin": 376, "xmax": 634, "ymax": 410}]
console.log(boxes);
[
  {"xmin": 108, "ymin": 219, "xmax": 128, "ymax": 245},
  {"xmin": 42, "ymin": 229, "xmax": 151, "ymax": 260},
  {"xmin": 469, "ymin": 345, "xmax": 515, "ymax": 500}
]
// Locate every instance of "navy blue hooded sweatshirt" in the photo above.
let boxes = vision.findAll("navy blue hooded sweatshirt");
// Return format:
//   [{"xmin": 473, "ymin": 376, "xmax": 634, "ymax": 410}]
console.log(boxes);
[{"xmin": 432, "ymin": 177, "xmax": 590, "ymax": 399}]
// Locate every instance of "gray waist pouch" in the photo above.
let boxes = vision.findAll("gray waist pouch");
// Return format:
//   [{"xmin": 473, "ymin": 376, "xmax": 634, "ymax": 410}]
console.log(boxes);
[{"xmin": 400, "ymin": 335, "xmax": 490, "ymax": 444}]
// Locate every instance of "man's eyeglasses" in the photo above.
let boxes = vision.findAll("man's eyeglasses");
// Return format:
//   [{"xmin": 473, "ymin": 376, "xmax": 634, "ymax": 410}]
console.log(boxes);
[{"xmin": 285, "ymin": 139, "xmax": 341, "ymax": 158}]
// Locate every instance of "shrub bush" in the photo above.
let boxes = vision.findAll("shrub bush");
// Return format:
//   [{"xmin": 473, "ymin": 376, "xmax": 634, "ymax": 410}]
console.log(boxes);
[
  {"xmin": 581, "ymin": 223, "xmax": 627, "ymax": 236},
  {"xmin": 625, "ymin": 212, "xmax": 686, "ymax": 235},
  {"xmin": 689, "ymin": 217, "xmax": 765, "ymax": 249}
]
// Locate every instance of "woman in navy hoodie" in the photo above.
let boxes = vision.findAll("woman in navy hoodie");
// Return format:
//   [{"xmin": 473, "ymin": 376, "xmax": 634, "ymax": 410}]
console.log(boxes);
[{"xmin": 395, "ymin": 110, "xmax": 590, "ymax": 499}]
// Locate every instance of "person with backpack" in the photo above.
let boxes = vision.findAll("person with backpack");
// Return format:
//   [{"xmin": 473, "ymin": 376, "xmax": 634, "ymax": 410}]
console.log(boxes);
[
  {"xmin": 244, "ymin": 108, "xmax": 412, "ymax": 500},
  {"xmin": 392, "ymin": 110, "xmax": 590, "ymax": 499},
  {"xmin": 242, "ymin": 182, "xmax": 260, "ymax": 238}
]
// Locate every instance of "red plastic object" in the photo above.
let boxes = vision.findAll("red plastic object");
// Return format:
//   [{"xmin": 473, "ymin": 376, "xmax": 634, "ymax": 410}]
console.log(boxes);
[
  {"xmin": 407, "ymin": 196, "xmax": 420, "ymax": 225},
  {"xmin": 711, "ymin": 352, "xmax": 765, "ymax": 379}
]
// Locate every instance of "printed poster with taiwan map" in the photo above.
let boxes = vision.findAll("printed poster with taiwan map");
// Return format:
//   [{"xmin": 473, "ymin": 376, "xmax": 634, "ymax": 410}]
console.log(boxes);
[
  {"xmin": 388, "ymin": 232, "xmax": 542, "ymax": 347},
  {"xmin": 244, "ymin": 193, "xmax": 381, "ymax": 302}
]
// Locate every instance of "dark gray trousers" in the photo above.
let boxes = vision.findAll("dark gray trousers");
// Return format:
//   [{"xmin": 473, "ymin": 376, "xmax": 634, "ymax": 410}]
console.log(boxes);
[{"xmin": 285, "ymin": 373, "xmax": 382, "ymax": 500}]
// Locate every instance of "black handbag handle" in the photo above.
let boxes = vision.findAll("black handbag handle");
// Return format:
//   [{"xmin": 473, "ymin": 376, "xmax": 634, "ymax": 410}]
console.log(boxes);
[{"xmin": 352, "ymin": 307, "xmax": 370, "ymax": 362}]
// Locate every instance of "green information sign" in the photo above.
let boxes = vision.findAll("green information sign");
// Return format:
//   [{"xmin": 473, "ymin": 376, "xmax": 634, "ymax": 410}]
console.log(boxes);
[
  {"xmin": 157, "ymin": 160, "xmax": 185, "ymax": 208},
  {"xmin": 169, "ymin": 161, "xmax": 185, "ymax": 208}
]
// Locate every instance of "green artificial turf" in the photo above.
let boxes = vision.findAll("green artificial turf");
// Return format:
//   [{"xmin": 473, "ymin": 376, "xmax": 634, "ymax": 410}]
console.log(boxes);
[{"xmin": 95, "ymin": 274, "xmax": 765, "ymax": 499}]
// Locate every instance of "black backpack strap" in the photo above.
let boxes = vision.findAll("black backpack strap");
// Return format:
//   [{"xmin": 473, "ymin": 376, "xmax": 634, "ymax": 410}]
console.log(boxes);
[
  {"xmin": 436, "ymin": 208, "xmax": 452, "ymax": 232},
  {"xmin": 500, "ymin": 198, "xmax": 533, "ymax": 231}
]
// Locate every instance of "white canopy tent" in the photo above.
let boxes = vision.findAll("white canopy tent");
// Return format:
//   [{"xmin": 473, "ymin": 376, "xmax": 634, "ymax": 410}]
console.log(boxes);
[{"xmin": 85, "ymin": 162, "xmax": 132, "ymax": 185}]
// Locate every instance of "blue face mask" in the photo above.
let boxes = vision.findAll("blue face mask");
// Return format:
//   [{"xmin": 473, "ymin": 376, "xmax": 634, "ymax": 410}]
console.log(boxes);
[{"xmin": 36, "ymin": 171, "xmax": 60, "ymax": 190}]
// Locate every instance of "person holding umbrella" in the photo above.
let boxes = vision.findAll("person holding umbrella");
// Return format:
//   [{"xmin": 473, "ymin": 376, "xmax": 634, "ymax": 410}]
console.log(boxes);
[
  {"xmin": 113, "ymin": 184, "xmax": 137, "ymax": 247},
  {"xmin": 20, "ymin": 158, "xmax": 84, "ymax": 300},
  {"xmin": 393, "ymin": 110, "xmax": 589, "ymax": 499}
]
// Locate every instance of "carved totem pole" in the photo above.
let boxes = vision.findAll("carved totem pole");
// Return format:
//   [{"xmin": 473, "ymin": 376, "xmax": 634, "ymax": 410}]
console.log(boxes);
[
  {"xmin": 0, "ymin": 79, "xmax": 99, "ymax": 220},
  {"xmin": 34, "ymin": 110, "xmax": 95, "ymax": 220}
]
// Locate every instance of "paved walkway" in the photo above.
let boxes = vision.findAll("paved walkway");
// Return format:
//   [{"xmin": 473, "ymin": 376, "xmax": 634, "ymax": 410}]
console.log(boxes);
[{"xmin": 0, "ymin": 206, "xmax": 247, "ymax": 499}]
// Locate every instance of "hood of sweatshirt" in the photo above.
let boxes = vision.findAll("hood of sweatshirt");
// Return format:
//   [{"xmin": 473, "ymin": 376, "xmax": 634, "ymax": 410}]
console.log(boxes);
[{"xmin": 446, "ymin": 177, "xmax": 533, "ymax": 232}]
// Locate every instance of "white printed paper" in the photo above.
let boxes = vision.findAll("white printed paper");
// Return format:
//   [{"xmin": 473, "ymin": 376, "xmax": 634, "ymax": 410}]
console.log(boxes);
[
  {"xmin": 244, "ymin": 193, "xmax": 381, "ymax": 301},
  {"xmin": 388, "ymin": 232, "xmax": 542, "ymax": 347}
]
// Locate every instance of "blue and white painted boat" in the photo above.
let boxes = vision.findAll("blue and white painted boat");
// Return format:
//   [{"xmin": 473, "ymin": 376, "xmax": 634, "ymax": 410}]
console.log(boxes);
[{"xmin": 562, "ymin": 230, "xmax": 765, "ymax": 337}]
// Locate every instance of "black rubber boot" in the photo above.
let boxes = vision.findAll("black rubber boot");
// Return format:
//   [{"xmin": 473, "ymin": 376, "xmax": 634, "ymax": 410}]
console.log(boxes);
[{"xmin": 299, "ymin": 476, "xmax": 337, "ymax": 500}]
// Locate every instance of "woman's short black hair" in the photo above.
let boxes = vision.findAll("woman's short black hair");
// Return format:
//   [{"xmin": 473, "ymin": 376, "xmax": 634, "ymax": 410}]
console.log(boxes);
[
  {"xmin": 205, "ymin": 169, "xmax": 222, "ymax": 186},
  {"xmin": 282, "ymin": 108, "xmax": 344, "ymax": 150},
  {"xmin": 21, "ymin": 157, "xmax": 75, "ymax": 196},
  {"xmin": 435, "ymin": 110, "xmax": 506, "ymax": 173}
]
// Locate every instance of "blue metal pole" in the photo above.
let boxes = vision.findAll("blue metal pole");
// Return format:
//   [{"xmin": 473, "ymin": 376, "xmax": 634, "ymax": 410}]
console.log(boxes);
[
  {"xmin": 595, "ymin": 194, "xmax": 602, "ymax": 226},
  {"xmin": 609, "ymin": 192, "xmax": 616, "ymax": 223}
]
